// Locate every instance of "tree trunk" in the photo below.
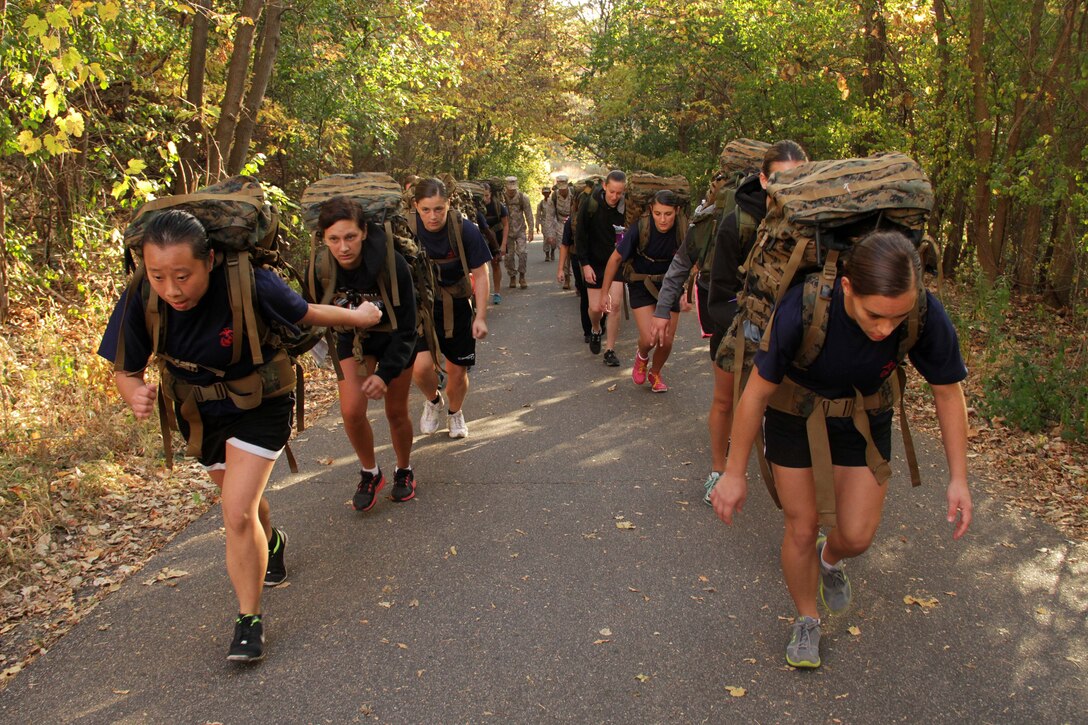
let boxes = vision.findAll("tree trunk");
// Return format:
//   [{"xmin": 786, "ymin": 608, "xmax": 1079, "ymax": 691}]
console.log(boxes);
[
  {"xmin": 990, "ymin": 0, "xmax": 1045, "ymax": 270},
  {"xmin": 227, "ymin": 0, "xmax": 285, "ymax": 176},
  {"xmin": 860, "ymin": 0, "xmax": 886, "ymax": 102},
  {"xmin": 175, "ymin": 0, "xmax": 212, "ymax": 193},
  {"xmin": 0, "ymin": 173, "xmax": 7, "ymax": 322},
  {"xmin": 944, "ymin": 188, "xmax": 967, "ymax": 280},
  {"xmin": 968, "ymin": 0, "xmax": 998, "ymax": 279},
  {"xmin": 209, "ymin": 0, "xmax": 264, "ymax": 180}
]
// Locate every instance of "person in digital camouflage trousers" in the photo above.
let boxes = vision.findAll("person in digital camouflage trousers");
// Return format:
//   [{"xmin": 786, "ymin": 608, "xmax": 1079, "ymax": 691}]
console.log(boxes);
[{"xmin": 502, "ymin": 176, "xmax": 534, "ymax": 290}]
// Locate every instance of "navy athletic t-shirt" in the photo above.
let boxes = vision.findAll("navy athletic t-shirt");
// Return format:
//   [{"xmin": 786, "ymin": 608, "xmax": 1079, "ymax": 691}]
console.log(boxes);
[
  {"xmin": 414, "ymin": 214, "xmax": 492, "ymax": 286},
  {"xmin": 98, "ymin": 265, "xmax": 309, "ymax": 414},
  {"xmin": 755, "ymin": 278, "xmax": 967, "ymax": 400},
  {"xmin": 616, "ymin": 221, "xmax": 681, "ymax": 276}
]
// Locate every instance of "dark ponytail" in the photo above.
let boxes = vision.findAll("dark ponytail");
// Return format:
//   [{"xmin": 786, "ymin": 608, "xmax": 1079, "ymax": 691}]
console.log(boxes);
[
  {"xmin": 413, "ymin": 177, "xmax": 448, "ymax": 203},
  {"xmin": 843, "ymin": 230, "xmax": 921, "ymax": 297},
  {"xmin": 761, "ymin": 140, "xmax": 808, "ymax": 176}
]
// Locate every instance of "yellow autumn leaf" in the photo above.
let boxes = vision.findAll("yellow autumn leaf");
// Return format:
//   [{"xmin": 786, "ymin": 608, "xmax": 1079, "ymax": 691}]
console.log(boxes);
[
  {"xmin": 125, "ymin": 158, "xmax": 147, "ymax": 175},
  {"xmin": 616, "ymin": 521, "xmax": 635, "ymax": 530},
  {"xmin": 848, "ymin": 626, "xmax": 861, "ymax": 636},
  {"xmin": 635, "ymin": 674, "xmax": 650, "ymax": 682},
  {"xmin": 57, "ymin": 110, "xmax": 85, "ymax": 138},
  {"xmin": 99, "ymin": 1, "xmax": 121, "ymax": 22},
  {"xmin": 24, "ymin": 14, "xmax": 48, "ymax": 37},
  {"xmin": 45, "ymin": 6, "xmax": 72, "ymax": 29},
  {"xmin": 40, "ymin": 35, "xmax": 61, "ymax": 53},
  {"xmin": 17, "ymin": 131, "xmax": 42, "ymax": 155},
  {"xmin": 725, "ymin": 685, "xmax": 746, "ymax": 697}
]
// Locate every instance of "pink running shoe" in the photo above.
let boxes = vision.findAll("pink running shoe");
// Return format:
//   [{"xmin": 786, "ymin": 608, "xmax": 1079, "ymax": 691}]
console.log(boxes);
[
  {"xmin": 648, "ymin": 371, "xmax": 669, "ymax": 393},
  {"xmin": 632, "ymin": 351, "xmax": 649, "ymax": 385}
]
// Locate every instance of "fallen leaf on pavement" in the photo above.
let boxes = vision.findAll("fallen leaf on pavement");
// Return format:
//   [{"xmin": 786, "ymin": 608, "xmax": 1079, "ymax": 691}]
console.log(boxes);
[
  {"xmin": 848, "ymin": 626, "xmax": 861, "ymax": 636},
  {"xmin": 142, "ymin": 568, "xmax": 189, "ymax": 585},
  {"xmin": 725, "ymin": 686, "xmax": 746, "ymax": 697},
  {"xmin": 903, "ymin": 595, "xmax": 939, "ymax": 609},
  {"xmin": 635, "ymin": 674, "xmax": 651, "ymax": 682},
  {"xmin": 615, "ymin": 521, "xmax": 635, "ymax": 530},
  {"xmin": 599, "ymin": 628, "xmax": 612, "ymax": 636}
]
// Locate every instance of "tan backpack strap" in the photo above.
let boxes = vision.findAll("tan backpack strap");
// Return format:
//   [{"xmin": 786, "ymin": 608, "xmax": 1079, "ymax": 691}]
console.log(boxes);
[
  {"xmin": 384, "ymin": 220, "xmax": 400, "ymax": 307},
  {"xmin": 236, "ymin": 253, "xmax": 264, "ymax": 366},
  {"xmin": 797, "ymin": 258, "xmax": 838, "ymax": 366},
  {"xmin": 295, "ymin": 362, "xmax": 305, "ymax": 433},
  {"xmin": 136, "ymin": 190, "xmax": 263, "ymax": 213},
  {"xmin": 224, "ymin": 255, "xmax": 245, "ymax": 365},
  {"xmin": 157, "ymin": 383, "xmax": 174, "ymax": 470},
  {"xmin": 407, "ymin": 210, "xmax": 418, "ymax": 237},
  {"xmin": 283, "ymin": 443, "xmax": 298, "ymax": 474},
  {"xmin": 378, "ymin": 275, "xmax": 398, "ymax": 331},
  {"xmin": 804, "ymin": 404, "xmax": 839, "ymax": 528},
  {"xmin": 447, "ymin": 210, "xmax": 471, "ymax": 281},
  {"xmin": 439, "ymin": 287, "xmax": 456, "ymax": 338},
  {"xmin": 895, "ymin": 366, "xmax": 922, "ymax": 487},
  {"xmin": 755, "ymin": 427, "xmax": 781, "ymax": 510}
]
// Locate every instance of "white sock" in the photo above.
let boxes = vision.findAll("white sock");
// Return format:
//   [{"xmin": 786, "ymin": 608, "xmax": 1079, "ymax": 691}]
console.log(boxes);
[{"xmin": 362, "ymin": 465, "xmax": 379, "ymax": 475}]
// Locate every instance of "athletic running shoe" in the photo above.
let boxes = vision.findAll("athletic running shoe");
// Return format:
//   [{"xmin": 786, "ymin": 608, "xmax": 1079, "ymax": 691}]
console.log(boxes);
[
  {"xmin": 228, "ymin": 615, "xmax": 264, "ymax": 663},
  {"xmin": 584, "ymin": 333, "xmax": 591, "ymax": 344},
  {"xmin": 420, "ymin": 394, "xmax": 444, "ymax": 434},
  {"xmin": 589, "ymin": 331, "xmax": 602, "ymax": 355},
  {"xmin": 817, "ymin": 535, "xmax": 852, "ymax": 614},
  {"xmin": 648, "ymin": 371, "xmax": 669, "ymax": 392},
  {"xmin": 603, "ymin": 349, "xmax": 620, "ymax": 367},
  {"xmin": 702, "ymin": 472, "xmax": 721, "ymax": 506},
  {"xmin": 352, "ymin": 469, "xmax": 385, "ymax": 512},
  {"xmin": 785, "ymin": 616, "xmax": 821, "ymax": 668},
  {"xmin": 448, "ymin": 410, "xmax": 468, "ymax": 439},
  {"xmin": 492, "ymin": 293, "xmax": 502, "ymax": 305},
  {"xmin": 632, "ymin": 352, "xmax": 648, "ymax": 385},
  {"xmin": 391, "ymin": 468, "xmax": 417, "ymax": 502},
  {"xmin": 264, "ymin": 527, "xmax": 288, "ymax": 586}
]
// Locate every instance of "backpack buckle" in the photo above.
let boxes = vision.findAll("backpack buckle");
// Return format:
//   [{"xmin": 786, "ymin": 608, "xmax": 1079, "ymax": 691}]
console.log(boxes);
[{"xmin": 193, "ymin": 382, "xmax": 228, "ymax": 403}]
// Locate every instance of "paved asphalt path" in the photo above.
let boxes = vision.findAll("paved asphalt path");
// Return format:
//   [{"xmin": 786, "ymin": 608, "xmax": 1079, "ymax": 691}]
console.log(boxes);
[{"xmin": 4, "ymin": 242, "xmax": 1086, "ymax": 723}]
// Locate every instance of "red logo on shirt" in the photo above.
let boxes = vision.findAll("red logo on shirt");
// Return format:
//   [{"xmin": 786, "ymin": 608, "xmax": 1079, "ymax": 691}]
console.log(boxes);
[
  {"xmin": 880, "ymin": 360, "xmax": 897, "ymax": 379},
  {"xmin": 219, "ymin": 327, "xmax": 233, "ymax": 348}
]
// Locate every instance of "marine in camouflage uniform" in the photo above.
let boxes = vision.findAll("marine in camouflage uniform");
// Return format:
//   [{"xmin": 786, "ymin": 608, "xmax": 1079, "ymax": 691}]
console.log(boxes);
[
  {"xmin": 548, "ymin": 175, "xmax": 575, "ymax": 288},
  {"xmin": 537, "ymin": 187, "xmax": 557, "ymax": 262},
  {"xmin": 502, "ymin": 176, "xmax": 535, "ymax": 289}
]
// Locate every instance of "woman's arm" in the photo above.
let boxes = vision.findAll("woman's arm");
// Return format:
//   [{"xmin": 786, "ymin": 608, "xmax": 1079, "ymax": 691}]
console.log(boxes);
[
  {"xmin": 596, "ymin": 250, "xmax": 624, "ymax": 313},
  {"xmin": 302, "ymin": 301, "xmax": 382, "ymax": 329},
  {"xmin": 932, "ymin": 381, "xmax": 972, "ymax": 539},
  {"xmin": 712, "ymin": 371, "xmax": 778, "ymax": 525},
  {"xmin": 471, "ymin": 263, "xmax": 490, "ymax": 339}
]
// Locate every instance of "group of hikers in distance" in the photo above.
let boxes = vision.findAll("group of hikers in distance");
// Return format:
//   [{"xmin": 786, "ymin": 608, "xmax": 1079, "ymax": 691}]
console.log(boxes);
[{"xmin": 99, "ymin": 138, "xmax": 973, "ymax": 672}]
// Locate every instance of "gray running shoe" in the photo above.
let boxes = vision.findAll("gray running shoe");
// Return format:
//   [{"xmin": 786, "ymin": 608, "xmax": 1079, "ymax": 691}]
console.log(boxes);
[
  {"xmin": 785, "ymin": 616, "xmax": 821, "ymax": 668},
  {"xmin": 817, "ymin": 535, "xmax": 852, "ymax": 614},
  {"xmin": 702, "ymin": 472, "xmax": 721, "ymax": 506}
]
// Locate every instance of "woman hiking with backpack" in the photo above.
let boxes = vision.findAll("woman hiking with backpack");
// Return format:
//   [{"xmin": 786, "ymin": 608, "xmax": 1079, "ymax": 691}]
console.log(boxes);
[
  {"xmin": 710, "ymin": 229, "xmax": 972, "ymax": 669},
  {"xmin": 651, "ymin": 141, "xmax": 807, "ymax": 497},
  {"xmin": 100, "ymin": 209, "xmax": 383, "ymax": 663},
  {"xmin": 311, "ymin": 196, "xmax": 420, "ymax": 512},
  {"xmin": 409, "ymin": 177, "xmax": 493, "ymax": 439},
  {"xmin": 596, "ymin": 189, "xmax": 686, "ymax": 392}
]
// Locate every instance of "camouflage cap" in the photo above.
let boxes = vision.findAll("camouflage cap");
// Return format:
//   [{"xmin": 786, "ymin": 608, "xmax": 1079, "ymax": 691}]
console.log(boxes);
[
  {"xmin": 555, "ymin": 174, "xmax": 569, "ymax": 187},
  {"xmin": 542, "ymin": 186, "xmax": 551, "ymax": 193},
  {"xmin": 504, "ymin": 176, "xmax": 518, "ymax": 188}
]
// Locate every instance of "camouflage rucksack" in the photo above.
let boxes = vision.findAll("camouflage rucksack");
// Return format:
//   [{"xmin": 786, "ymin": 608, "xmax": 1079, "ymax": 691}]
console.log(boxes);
[
  {"xmin": 718, "ymin": 152, "xmax": 937, "ymax": 527},
  {"xmin": 718, "ymin": 138, "xmax": 771, "ymax": 186},
  {"xmin": 119, "ymin": 175, "xmax": 320, "ymax": 470},
  {"xmin": 569, "ymin": 175, "xmax": 604, "ymax": 240},
  {"xmin": 619, "ymin": 173, "xmax": 691, "ymax": 299},
  {"xmin": 300, "ymin": 172, "xmax": 440, "ymax": 375}
]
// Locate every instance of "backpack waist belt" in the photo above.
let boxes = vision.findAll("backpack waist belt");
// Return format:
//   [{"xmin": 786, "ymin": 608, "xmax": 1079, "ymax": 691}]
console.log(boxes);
[
  {"xmin": 765, "ymin": 376, "xmax": 897, "ymax": 528},
  {"xmin": 158, "ymin": 349, "xmax": 296, "ymax": 460},
  {"xmin": 625, "ymin": 271, "xmax": 666, "ymax": 299},
  {"xmin": 437, "ymin": 277, "xmax": 473, "ymax": 338}
]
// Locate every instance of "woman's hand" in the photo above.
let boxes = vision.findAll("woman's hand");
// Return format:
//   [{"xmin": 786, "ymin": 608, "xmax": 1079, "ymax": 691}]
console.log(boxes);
[
  {"xmin": 472, "ymin": 318, "xmax": 489, "ymax": 340},
  {"xmin": 582, "ymin": 265, "xmax": 597, "ymax": 285},
  {"xmin": 946, "ymin": 479, "xmax": 973, "ymax": 540},
  {"xmin": 352, "ymin": 301, "xmax": 383, "ymax": 328},
  {"xmin": 711, "ymin": 471, "xmax": 748, "ymax": 525},
  {"xmin": 129, "ymin": 382, "xmax": 157, "ymax": 421},
  {"xmin": 359, "ymin": 374, "xmax": 387, "ymax": 400},
  {"xmin": 649, "ymin": 316, "xmax": 669, "ymax": 346}
]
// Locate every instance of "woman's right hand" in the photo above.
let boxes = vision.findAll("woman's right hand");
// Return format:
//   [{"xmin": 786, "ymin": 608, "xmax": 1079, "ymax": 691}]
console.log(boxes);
[
  {"xmin": 582, "ymin": 265, "xmax": 597, "ymax": 285},
  {"xmin": 129, "ymin": 382, "xmax": 157, "ymax": 421},
  {"xmin": 353, "ymin": 301, "xmax": 383, "ymax": 328},
  {"xmin": 711, "ymin": 471, "xmax": 748, "ymax": 525}
]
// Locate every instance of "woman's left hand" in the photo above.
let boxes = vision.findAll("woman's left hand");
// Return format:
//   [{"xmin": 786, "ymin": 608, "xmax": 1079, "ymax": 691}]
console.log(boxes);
[
  {"xmin": 946, "ymin": 479, "xmax": 973, "ymax": 540},
  {"xmin": 472, "ymin": 318, "xmax": 489, "ymax": 340},
  {"xmin": 359, "ymin": 374, "xmax": 387, "ymax": 400}
]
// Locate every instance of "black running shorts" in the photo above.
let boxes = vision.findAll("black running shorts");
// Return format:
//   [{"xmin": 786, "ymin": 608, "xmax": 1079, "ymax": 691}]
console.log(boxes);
[
  {"xmin": 627, "ymin": 279, "xmax": 679, "ymax": 312},
  {"xmin": 763, "ymin": 408, "xmax": 893, "ymax": 469},
  {"xmin": 177, "ymin": 393, "xmax": 295, "ymax": 470},
  {"xmin": 418, "ymin": 296, "xmax": 477, "ymax": 368}
]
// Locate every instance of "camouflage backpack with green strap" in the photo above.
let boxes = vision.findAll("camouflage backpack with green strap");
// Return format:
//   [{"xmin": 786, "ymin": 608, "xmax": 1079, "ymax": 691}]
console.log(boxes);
[{"xmin": 119, "ymin": 175, "xmax": 321, "ymax": 470}]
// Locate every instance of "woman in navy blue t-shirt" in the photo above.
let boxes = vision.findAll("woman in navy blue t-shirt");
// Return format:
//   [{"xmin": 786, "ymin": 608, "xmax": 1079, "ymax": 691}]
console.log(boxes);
[
  {"xmin": 711, "ymin": 230, "xmax": 972, "ymax": 669},
  {"xmin": 597, "ymin": 189, "xmax": 684, "ymax": 392},
  {"xmin": 408, "ymin": 177, "xmax": 493, "ymax": 440},
  {"xmin": 100, "ymin": 209, "xmax": 382, "ymax": 663}
]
